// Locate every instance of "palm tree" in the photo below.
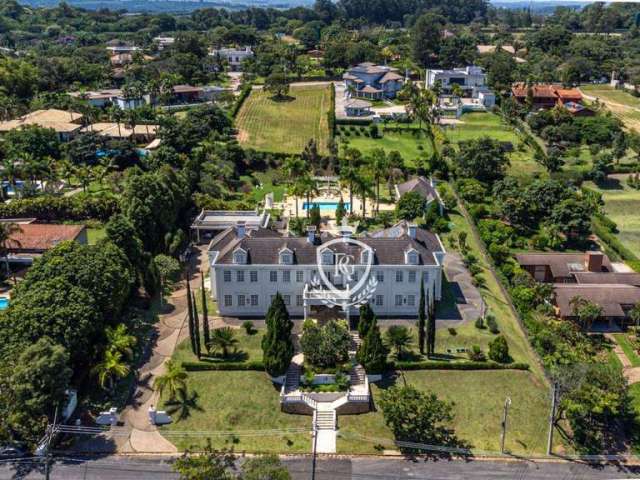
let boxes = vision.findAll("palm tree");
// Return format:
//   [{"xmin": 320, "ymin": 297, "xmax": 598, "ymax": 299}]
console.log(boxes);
[
  {"xmin": 153, "ymin": 359, "xmax": 188, "ymax": 400},
  {"xmin": 384, "ymin": 325, "xmax": 413, "ymax": 359},
  {"xmin": 569, "ymin": 296, "xmax": 603, "ymax": 331},
  {"xmin": 105, "ymin": 324, "xmax": 137, "ymax": 360},
  {"xmin": 75, "ymin": 165, "xmax": 93, "ymax": 193},
  {"xmin": 368, "ymin": 148, "xmax": 389, "ymax": 214},
  {"xmin": 109, "ymin": 105, "xmax": 124, "ymax": 138},
  {"xmin": 92, "ymin": 349, "xmax": 130, "ymax": 391},
  {"xmin": 283, "ymin": 156, "xmax": 306, "ymax": 215},
  {"xmin": 629, "ymin": 302, "xmax": 640, "ymax": 330},
  {"xmin": 208, "ymin": 327, "xmax": 238, "ymax": 358},
  {"xmin": 57, "ymin": 158, "xmax": 75, "ymax": 188},
  {"xmin": 298, "ymin": 175, "xmax": 319, "ymax": 219},
  {"xmin": 339, "ymin": 148, "xmax": 362, "ymax": 216},
  {"xmin": 289, "ymin": 181, "xmax": 306, "ymax": 218},
  {"xmin": 0, "ymin": 222, "xmax": 21, "ymax": 276},
  {"xmin": 353, "ymin": 169, "xmax": 373, "ymax": 218},
  {"xmin": 450, "ymin": 83, "xmax": 463, "ymax": 102},
  {"xmin": 164, "ymin": 386, "xmax": 202, "ymax": 421}
]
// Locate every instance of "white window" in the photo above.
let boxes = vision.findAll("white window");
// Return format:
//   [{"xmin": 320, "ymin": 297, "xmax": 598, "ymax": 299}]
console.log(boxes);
[
  {"xmin": 408, "ymin": 295, "xmax": 415, "ymax": 307},
  {"xmin": 279, "ymin": 249, "xmax": 293, "ymax": 265},
  {"xmin": 250, "ymin": 294, "xmax": 258, "ymax": 306},
  {"xmin": 270, "ymin": 271, "xmax": 277, "ymax": 282},
  {"xmin": 396, "ymin": 271, "xmax": 403, "ymax": 282},
  {"xmin": 238, "ymin": 294, "xmax": 245, "ymax": 307},
  {"xmin": 237, "ymin": 271, "xmax": 244, "ymax": 282},
  {"xmin": 375, "ymin": 295, "xmax": 384, "ymax": 306},
  {"xmin": 408, "ymin": 271, "xmax": 417, "ymax": 283},
  {"xmin": 233, "ymin": 249, "xmax": 247, "ymax": 264},
  {"xmin": 361, "ymin": 250, "xmax": 370, "ymax": 264},
  {"xmin": 223, "ymin": 270, "xmax": 231, "ymax": 282},
  {"xmin": 250, "ymin": 271, "xmax": 258, "ymax": 282},
  {"xmin": 321, "ymin": 250, "xmax": 333, "ymax": 265},
  {"xmin": 224, "ymin": 295, "xmax": 232, "ymax": 307},
  {"xmin": 296, "ymin": 295, "xmax": 303, "ymax": 306},
  {"xmin": 395, "ymin": 294, "xmax": 403, "ymax": 306},
  {"xmin": 283, "ymin": 271, "xmax": 291, "ymax": 282},
  {"xmin": 376, "ymin": 271, "xmax": 384, "ymax": 283},
  {"xmin": 296, "ymin": 271, "xmax": 304, "ymax": 283},
  {"xmin": 406, "ymin": 250, "xmax": 419, "ymax": 265},
  {"xmin": 283, "ymin": 295, "xmax": 291, "ymax": 306},
  {"xmin": 270, "ymin": 294, "xmax": 276, "ymax": 303}
]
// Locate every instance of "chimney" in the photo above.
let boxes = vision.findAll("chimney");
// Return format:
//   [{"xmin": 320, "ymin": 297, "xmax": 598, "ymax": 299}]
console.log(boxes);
[
  {"xmin": 585, "ymin": 251, "xmax": 604, "ymax": 272},
  {"xmin": 235, "ymin": 221, "xmax": 246, "ymax": 239},
  {"xmin": 408, "ymin": 224, "xmax": 417, "ymax": 239},
  {"xmin": 307, "ymin": 225, "xmax": 317, "ymax": 244},
  {"xmin": 339, "ymin": 225, "xmax": 353, "ymax": 239}
]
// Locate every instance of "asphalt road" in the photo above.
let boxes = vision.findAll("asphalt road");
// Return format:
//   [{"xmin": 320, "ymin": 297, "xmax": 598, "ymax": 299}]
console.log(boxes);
[{"xmin": 1, "ymin": 456, "xmax": 640, "ymax": 480}]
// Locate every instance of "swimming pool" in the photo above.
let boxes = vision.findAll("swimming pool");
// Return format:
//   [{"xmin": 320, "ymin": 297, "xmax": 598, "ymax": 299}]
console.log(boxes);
[
  {"xmin": 303, "ymin": 201, "xmax": 350, "ymax": 211},
  {"xmin": 0, "ymin": 297, "xmax": 10, "ymax": 310}
]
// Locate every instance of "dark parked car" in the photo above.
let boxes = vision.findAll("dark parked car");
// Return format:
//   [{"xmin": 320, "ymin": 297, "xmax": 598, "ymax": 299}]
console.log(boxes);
[{"xmin": 0, "ymin": 446, "xmax": 26, "ymax": 459}]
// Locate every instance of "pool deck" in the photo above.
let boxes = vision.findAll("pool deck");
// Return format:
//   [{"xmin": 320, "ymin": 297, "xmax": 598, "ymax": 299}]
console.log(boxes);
[{"xmin": 284, "ymin": 191, "xmax": 395, "ymax": 219}]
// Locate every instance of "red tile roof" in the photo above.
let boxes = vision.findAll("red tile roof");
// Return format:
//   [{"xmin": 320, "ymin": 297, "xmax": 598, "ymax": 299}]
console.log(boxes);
[{"xmin": 9, "ymin": 224, "xmax": 86, "ymax": 252}]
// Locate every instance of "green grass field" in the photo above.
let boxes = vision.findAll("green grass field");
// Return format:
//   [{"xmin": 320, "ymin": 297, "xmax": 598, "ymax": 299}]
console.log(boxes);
[
  {"xmin": 339, "ymin": 370, "xmax": 552, "ymax": 455},
  {"xmin": 172, "ymin": 327, "xmax": 264, "ymax": 365},
  {"xmin": 585, "ymin": 178, "xmax": 640, "ymax": 253},
  {"xmin": 337, "ymin": 124, "xmax": 434, "ymax": 168},
  {"xmin": 236, "ymin": 85, "xmax": 331, "ymax": 155},
  {"xmin": 612, "ymin": 333, "xmax": 640, "ymax": 367},
  {"xmin": 445, "ymin": 113, "xmax": 545, "ymax": 178},
  {"xmin": 581, "ymin": 85, "xmax": 640, "ymax": 131}
]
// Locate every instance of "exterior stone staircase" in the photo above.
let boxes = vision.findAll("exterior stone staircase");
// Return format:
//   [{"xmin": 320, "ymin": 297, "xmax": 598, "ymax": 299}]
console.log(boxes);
[
  {"xmin": 314, "ymin": 409, "xmax": 336, "ymax": 430},
  {"xmin": 350, "ymin": 364, "xmax": 366, "ymax": 386},
  {"xmin": 284, "ymin": 363, "xmax": 300, "ymax": 394}
]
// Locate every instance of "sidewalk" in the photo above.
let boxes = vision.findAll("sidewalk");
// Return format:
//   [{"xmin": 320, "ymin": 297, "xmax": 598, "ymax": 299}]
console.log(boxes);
[{"xmin": 606, "ymin": 333, "xmax": 640, "ymax": 385}]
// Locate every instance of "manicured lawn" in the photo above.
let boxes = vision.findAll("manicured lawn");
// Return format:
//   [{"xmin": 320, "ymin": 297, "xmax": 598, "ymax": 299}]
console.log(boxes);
[
  {"xmin": 159, "ymin": 371, "xmax": 310, "ymax": 453},
  {"xmin": 235, "ymin": 85, "xmax": 331, "ymax": 155},
  {"xmin": 337, "ymin": 124, "xmax": 434, "ymax": 168},
  {"xmin": 86, "ymin": 227, "xmax": 106, "ymax": 245},
  {"xmin": 445, "ymin": 112, "xmax": 545, "ymax": 179},
  {"xmin": 251, "ymin": 170, "xmax": 286, "ymax": 203},
  {"xmin": 584, "ymin": 179, "xmax": 640, "ymax": 254},
  {"xmin": 613, "ymin": 333, "xmax": 640, "ymax": 367},
  {"xmin": 338, "ymin": 370, "xmax": 553, "ymax": 455},
  {"xmin": 172, "ymin": 327, "xmax": 264, "ymax": 365},
  {"xmin": 194, "ymin": 288, "xmax": 218, "ymax": 317}
]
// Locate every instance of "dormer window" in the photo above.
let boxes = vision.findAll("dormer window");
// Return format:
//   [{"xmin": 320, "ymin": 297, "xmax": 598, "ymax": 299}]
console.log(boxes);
[
  {"xmin": 233, "ymin": 248, "xmax": 247, "ymax": 265},
  {"xmin": 405, "ymin": 249, "xmax": 419, "ymax": 265},
  {"xmin": 321, "ymin": 249, "xmax": 334, "ymax": 265},
  {"xmin": 361, "ymin": 250, "xmax": 371, "ymax": 265},
  {"xmin": 279, "ymin": 247, "xmax": 293, "ymax": 265}
]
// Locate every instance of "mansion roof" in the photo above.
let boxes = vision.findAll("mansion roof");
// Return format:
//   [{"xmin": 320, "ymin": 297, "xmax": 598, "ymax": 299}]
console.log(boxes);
[{"xmin": 210, "ymin": 221, "xmax": 444, "ymax": 267}]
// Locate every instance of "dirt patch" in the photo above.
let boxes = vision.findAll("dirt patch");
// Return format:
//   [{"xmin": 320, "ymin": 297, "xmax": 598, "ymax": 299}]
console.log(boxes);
[{"xmin": 236, "ymin": 128, "xmax": 249, "ymax": 143}]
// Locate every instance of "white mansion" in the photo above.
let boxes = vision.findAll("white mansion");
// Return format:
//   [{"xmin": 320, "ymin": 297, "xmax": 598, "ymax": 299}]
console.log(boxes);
[{"xmin": 207, "ymin": 221, "xmax": 445, "ymax": 319}]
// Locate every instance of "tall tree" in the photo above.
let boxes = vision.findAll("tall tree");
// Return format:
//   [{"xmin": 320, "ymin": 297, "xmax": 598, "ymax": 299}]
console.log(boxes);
[
  {"xmin": 262, "ymin": 293, "xmax": 294, "ymax": 376},
  {"xmin": 186, "ymin": 271, "xmax": 196, "ymax": 356},
  {"xmin": 426, "ymin": 290, "xmax": 436, "ymax": 357},
  {"xmin": 418, "ymin": 279, "xmax": 426, "ymax": 355},
  {"xmin": 356, "ymin": 317, "xmax": 388, "ymax": 373},
  {"xmin": 200, "ymin": 273, "xmax": 210, "ymax": 351},
  {"xmin": 154, "ymin": 359, "xmax": 188, "ymax": 401},
  {"xmin": 191, "ymin": 290, "xmax": 201, "ymax": 359},
  {"xmin": 412, "ymin": 12, "xmax": 445, "ymax": 67}
]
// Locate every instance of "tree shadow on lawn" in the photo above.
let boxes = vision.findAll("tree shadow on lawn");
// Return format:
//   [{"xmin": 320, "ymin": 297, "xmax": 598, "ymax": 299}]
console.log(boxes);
[
  {"xmin": 199, "ymin": 348, "xmax": 249, "ymax": 363},
  {"xmin": 594, "ymin": 177, "xmax": 623, "ymax": 190},
  {"xmin": 268, "ymin": 94, "xmax": 296, "ymax": 103}
]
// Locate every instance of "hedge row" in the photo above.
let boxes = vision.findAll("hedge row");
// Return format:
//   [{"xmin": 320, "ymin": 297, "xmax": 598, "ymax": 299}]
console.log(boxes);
[
  {"xmin": 336, "ymin": 118, "xmax": 373, "ymax": 126},
  {"xmin": 182, "ymin": 360, "xmax": 265, "ymax": 371},
  {"xmin": 328, "ymin": 84, "xmax": 336, "ymax": 137},
  {"xmin": 0, "ymin": 194, "xmax": 119, "ymax": 222},
  {"xmin": 231, "ymin": 84, "xmax": 252, "ymax": 118},
  {"xmin": 394, "ymin": 360, "xmax": 530, "ymax": 371},
  {"xmin": 591, "ymin": 214, "xmax": 640, "ymax": 272}
]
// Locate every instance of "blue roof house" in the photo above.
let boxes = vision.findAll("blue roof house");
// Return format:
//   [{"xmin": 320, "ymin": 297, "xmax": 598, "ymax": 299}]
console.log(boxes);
[{"xmin": 343, "ymin": 63, "xmax": 405, "ymax": 100}]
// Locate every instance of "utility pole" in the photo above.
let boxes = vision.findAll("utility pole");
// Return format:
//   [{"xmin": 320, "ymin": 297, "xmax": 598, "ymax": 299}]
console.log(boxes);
[
  {"xmin": 44, "ymin": 406, "xmax": 58, "ymax": 480},
  {"xmin": 311, "ymin": 407, "xmax": 318, "ymax": 480},
  {"xmin": 547, "ymin": 382, "xmax": 558, "ymax": 456},
  {"xmin": 500, "ymin": 397, "xmax": 511, "ymax": 454}
]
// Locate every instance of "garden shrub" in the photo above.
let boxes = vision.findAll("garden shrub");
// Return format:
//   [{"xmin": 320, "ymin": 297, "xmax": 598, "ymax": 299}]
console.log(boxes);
[
  {"xmin": 182, "ymin": 360, "xmax": 265, "ymax": 371},
  {"xmin": 467, "ymin": 345, "xmax": 486, "ymax": 361},
  {"xmin": 488, "ymin": 336, "xmax": 510, "ymax": 363},
  {"xmin": 474, "ymin": 317, "xmax": 485, "ymax": 329},
  {"xmin": 242, "ymin": 320, "xmax": 255, "ymax": 335},
  {"xmin": 448, "ymin": 328, "xmax": 457, "ymax": 336},
  {"xmin": 395, "ymin": 360, "xmax": 529, "ymax": 371},
  {"xmin": 300, "ymin": 319, "xmax": 350, "ymax": 368},
  {"xmin": 486, "ymin": 315, "xmax": 499, "ymax": 334}
]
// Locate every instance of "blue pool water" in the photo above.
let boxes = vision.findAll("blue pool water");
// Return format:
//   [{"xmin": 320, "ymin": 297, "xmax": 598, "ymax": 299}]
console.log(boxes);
[
  {"xmin": 303, "ymin": 201, "xmax": 350, "ymax": 211},
  {"xmin": 0, "ymin": 298, "xmax": 10, "ymax": 310}
]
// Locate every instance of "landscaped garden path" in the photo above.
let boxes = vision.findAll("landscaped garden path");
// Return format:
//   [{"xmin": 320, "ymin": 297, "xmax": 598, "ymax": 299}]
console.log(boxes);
[{"xmin": 607, "ymin": 333, "xmax": 640, "ymax": 385}]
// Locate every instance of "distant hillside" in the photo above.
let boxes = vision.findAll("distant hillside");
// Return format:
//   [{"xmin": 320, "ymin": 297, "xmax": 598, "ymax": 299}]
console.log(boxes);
[
  {"xmin": 491, "ymin": 0, "xmax": 589, "ymax": 13},
  {"xmin": 17, "ymin": 0, "xmax": 313, "ymax": 12}
]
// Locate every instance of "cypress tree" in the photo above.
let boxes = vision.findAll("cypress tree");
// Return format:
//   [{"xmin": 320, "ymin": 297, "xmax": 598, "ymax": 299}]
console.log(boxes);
[
  {"xmin": 262, "ymin": 293, "xmax": 294, "ymax": 376},
  {"xmin": 200, "ymin": 272, "xmax": 210, "ymax": 351},
  {"xmin": 426, "ymin": 290, "xmax": 437, "ymax": 357},
  {"xmin": 358, "ymin": 303, "xmax": 375, "ymax": 337},
  {"xmin": 356, "ymin": 318, "xmax": 388, "ymax": 374},
  {"xmin": 192, "ymin": 291, "xmax": 201, "ymax": 359},
  {"xmin": 418, "ymin": 278, "xmax": 426, "ymax": 355},
  {"xmin": 186, "ymin": 271, "xmax": 196, "ymax": 355}
]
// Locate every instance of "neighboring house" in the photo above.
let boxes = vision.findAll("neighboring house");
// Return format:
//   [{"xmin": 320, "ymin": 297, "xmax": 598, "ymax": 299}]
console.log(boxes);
[
  {"xmin": 344, "ymin": 99, "xmax": 373, "ymax": 117},
  {"xmin": 153, "ymin": 36, "xmax": 175, "ymax": 50},
  {"xmin": 395, "ymin": 176, "xmax": 443, "ymax": 213},
  {"xmin": 82, "ymin": 122, "xmax": 158, "ymax": 141},
  {"xmin": 4, "ymin": 222, "xmax": 87, "ymax": 264},
  {"xmin": 70, "ymin": 89, "xmax": 150, "ymax": 110},
  {"xmin": 511, "ymin": 84, "xmax": 590, "ymax": 114},
  {"xmin": 172, "ymin": 85, "xmax": 204, "ymax": 103},
  {"xmin": 343, "ymin": 63, "xmax": 405, "ymax": 100},
  {"xmin": 207, "ymin": 221, "xmax": 445, "ymax": 319},
  {"xmin": 209, "ymin": 46, "xmax": 254, "ymax": 71},
  {"xmin": 515, "ymin": 251, "xmax": 640, "ymax": 327},
  {"xmin": 425, "ymin": 66, "xmax": 487, "ymax": 94},
  {"xmin": 106, "ymin": 40, "xmax": 140, "ymax": 54},
  {"xmin": 0, "ymin": 109, "xmax": 83, "ymax": 141},
  {"xmin": 191, "ymin": 209, "xmax": 270, "ymax": 243}
]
